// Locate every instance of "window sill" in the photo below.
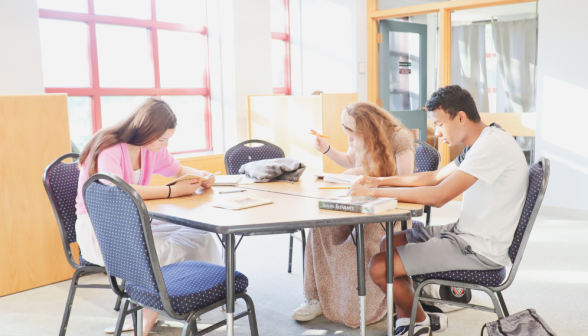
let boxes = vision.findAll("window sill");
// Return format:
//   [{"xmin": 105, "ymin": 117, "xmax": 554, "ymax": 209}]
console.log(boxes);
[{"xmin": 172, "ymin": 150, "xmax": 225, "ymax": 161}]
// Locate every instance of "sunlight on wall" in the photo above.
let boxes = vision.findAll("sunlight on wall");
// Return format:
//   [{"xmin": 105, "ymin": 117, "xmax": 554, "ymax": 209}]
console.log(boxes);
[{"xmin": 541, "ymin": 76, "xmax": 588, "ymax": 159}]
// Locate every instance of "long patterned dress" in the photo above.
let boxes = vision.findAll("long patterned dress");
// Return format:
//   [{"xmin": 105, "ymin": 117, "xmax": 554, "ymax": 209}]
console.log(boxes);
[{"xmin": 304, "ymin": 128, "xmax": 415, "ymax": 328}]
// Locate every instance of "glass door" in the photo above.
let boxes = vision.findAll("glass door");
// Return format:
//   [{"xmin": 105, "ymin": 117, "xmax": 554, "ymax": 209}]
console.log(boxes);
[{"xmin": 379, "ymin": 20, "xmax": 428, "ymax": 141}]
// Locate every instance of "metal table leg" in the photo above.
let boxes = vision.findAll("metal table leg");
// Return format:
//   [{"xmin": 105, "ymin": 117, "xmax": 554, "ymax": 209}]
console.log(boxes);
[
  {"xmin": 137, "ymin": 308, "xmax": 143, "ymax": 336},
  {"xmin": 225, "ymin": 234, "xmax": 235, "ymax": 336},
  {"xmin": 355, "ymin": 224, "xmax": 366, "ymax": 336},
  {"xmin": 386, "ymin": 221, "xmax": 397, "ymax": 336}
]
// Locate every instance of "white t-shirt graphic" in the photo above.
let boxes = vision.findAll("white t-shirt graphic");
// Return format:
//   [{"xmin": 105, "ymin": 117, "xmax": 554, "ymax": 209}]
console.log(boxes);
[{"xmin": 453, "ymin": 125, "xmax": 529, "ymax": 266}]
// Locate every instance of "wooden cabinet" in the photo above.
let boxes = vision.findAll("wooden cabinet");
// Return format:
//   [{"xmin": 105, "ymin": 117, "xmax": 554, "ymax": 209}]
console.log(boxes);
[{"xmin": 0, "ymin": 94, "xmax": 75, "ymax": 296}]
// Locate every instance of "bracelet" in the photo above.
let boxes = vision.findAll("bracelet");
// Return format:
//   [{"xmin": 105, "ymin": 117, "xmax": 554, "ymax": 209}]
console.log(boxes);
[
  {"xmin": 323, "ymin": 145, "xmax": 331, "ymax": 155},
  {"xmin": 167, "ymin": 185, "xmax": 172, "ymax": 198}
]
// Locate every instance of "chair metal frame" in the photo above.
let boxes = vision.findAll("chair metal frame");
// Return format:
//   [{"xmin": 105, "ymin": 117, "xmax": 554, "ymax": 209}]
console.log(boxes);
[
  {"xmin": 407, "ymin": 158, "xmax": 550, "ymax": 336},
  {"xmin": 83, "ymin": 173, "xmax": 259, "ymax": 336},
  {"xmin": 42, "ymin": 153, "xmax": 124, "ymax": 336},
  {"xmin": 224, "ymin": 139, "xmax": 306, "ymax": 274},
  {"xmin": 414, "ymin": 140, "xmax": 441, "ymax": 227}
]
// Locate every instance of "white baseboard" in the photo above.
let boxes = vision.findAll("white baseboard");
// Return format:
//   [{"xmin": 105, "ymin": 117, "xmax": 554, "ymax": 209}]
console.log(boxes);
[{"xmin": 539, "ymin": 206, "xmax": 588, "ymax": 221}]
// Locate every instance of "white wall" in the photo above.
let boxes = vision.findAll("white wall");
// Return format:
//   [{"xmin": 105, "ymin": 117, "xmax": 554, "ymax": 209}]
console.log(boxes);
[
  {"xmin": 535, "ymin": 0, "xmax": 588, "ymax": 213},
  {"xmin": 290, "ymin": 0, "xmax": 367, "ymax": 100},
  {"xmin": 217, "ymin": 0, "xmax": 273, "ymax": 148},
  {"xmin": 0, "ymin": 0, "xmax": 44, "ymax": 94}
]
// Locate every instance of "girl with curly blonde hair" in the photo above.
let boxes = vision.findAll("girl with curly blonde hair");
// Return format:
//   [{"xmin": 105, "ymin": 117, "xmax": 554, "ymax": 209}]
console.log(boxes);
[{"xmin": 294, "ymin": 102, "xmax": 415, "ymax": 328}]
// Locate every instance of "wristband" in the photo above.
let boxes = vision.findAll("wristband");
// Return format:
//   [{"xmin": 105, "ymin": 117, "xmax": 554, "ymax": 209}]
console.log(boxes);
[
  {"xmin": 167, "ymin": 185, "xmax": 172, "ymax": 198},
  {"xmin": 323, "ymin": 145, "xmax": 331, "ymax": 155}
]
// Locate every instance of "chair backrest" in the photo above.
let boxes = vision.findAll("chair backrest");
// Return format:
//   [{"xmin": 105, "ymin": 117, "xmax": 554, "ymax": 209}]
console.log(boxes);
[
  {"xmin": 499, "ymin": 158, "xmax": 549, "ymax": 288},
  {"xmin": 43, "ymin": 153, "xmax": 81, "ymax": 268},
  {"xmin": 224, "ymin": 139, "xmax": 285, "ymax": 175},
  {"xmin": 414, "ymin": 140, "xmax": 440, "ymax": 173},
  {"xmin": 84, "ymin": 174, "xmax": 161, "ymax": 292},
  {"xmin": 83, "ymin": 173, "xmax": 182, "ymax": 317}
]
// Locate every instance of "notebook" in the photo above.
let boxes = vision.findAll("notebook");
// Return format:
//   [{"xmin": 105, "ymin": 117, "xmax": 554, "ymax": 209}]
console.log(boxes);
[
  {"xmin": 213, "ymin": 195, "xmax": 273, "ymax": 210},
  {"xmin": 213, "ymin": 175, "xmax": 242, "ymax": 186}
]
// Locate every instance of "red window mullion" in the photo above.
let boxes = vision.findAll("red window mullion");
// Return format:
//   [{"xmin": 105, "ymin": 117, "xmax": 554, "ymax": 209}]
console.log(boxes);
[
  {"xmin": 150, "ymin": 0, "xmax": 161, "ymax": 92},
  {"xmin": 40, "ymin": 0, "xmax": 213, "ymax": 152}
]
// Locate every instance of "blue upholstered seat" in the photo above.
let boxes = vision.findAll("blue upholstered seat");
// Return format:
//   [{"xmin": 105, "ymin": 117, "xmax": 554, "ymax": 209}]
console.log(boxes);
[{"xmin": 126, "ymin": 261, "xmax": 248, "ymax": 315}]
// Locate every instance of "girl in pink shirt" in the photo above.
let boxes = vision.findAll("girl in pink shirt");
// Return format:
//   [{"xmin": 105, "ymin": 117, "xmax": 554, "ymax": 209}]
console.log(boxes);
[{"xmin": 75, "ymin": 98, "xmax": 222, "ymax": 335}]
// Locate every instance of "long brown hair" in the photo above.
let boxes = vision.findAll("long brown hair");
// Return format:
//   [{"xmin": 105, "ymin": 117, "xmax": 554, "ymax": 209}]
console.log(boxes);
[
  {"xmin": 346, "ymin": 102, "xmax": 409, "ymax": 177},
  {"xmin": 80, "ymin": 98, "xmax": 177, "ymax": 175}
]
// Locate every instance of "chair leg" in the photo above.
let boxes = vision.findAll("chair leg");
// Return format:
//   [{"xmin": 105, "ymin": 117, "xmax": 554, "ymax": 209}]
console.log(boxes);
[
  {"xmin": 408, "ymin": 281, "xmax": 426, "ymax": 336},
  {"xmin": 114, "ymin": 279, "xmax": 126, "ymax": 311},
  {"xmin": 182, "ymin": 314, "xmax": 197, "ymax": 336},
  {"xmin": 486, "ymin": 291, "xmax": 506, "ymax": 320},
  {"xmin": 131, "ymin": 303, "xmax": 138, "ymax": 334},
  {"xmin": 59, "ymin": 268, "xmax": 84, "ymax": 336},
  {"xmin": 288, "ymin": 233, "xmax": 294, "ymax": 273},
  {"xmin": 496, "ymin": 291, "xmax": 510, "ymax": 317},
  {"xmin": 425, "ymin": 206, "xmax": 431, "ymax": 226},
  {"xmin": 241, "ymin": 294, "xmax": 259, "ymax": 336},
  {"xmin": 113, "ymin": 298, "xmax": 131, "ymax": 336}
]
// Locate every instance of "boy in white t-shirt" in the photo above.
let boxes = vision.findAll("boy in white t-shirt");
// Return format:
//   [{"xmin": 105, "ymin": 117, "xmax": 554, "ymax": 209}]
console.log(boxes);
[{"xmin": 349, "ymin": 85, "xmax": 529, "ymax": 335}]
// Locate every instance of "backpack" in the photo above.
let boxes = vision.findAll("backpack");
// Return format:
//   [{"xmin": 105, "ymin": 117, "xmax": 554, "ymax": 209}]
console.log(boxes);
[{"xmin": 481, "ymin": 309, "xmax": 557, "ymax": 336}]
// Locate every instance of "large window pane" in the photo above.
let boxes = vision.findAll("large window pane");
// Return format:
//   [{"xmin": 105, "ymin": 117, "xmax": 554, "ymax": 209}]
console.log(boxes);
[
  {"xmin": 155, "ymin": 0, "xmax": 206, "ymax": 26},
  {"xmin": 67, "ymin": 97, "xmax": 93, "ymax": 152},
  {"xmin": 271, "ymin": 0, "xmax": 287, "ymax": 33},
  {"xmin": 39, "ymin": 19, "xmax": 91, "ymax": 88},
  {"xmin": 94, "ymin": 0, "xmax": 151, "ymax": 19},
  {"xmin": 37, "ymin": 0, "xmax": 88, "ymax": 13},
  {"xmin": 271, "ymin": 39, "xmax": 286, "ymax": 88},
  {"xmin": 161, "ymin": 96, "xmax": 207, "ymax": 152},
  {"xmin": 101, "ymin": 96, "xmax": 150, "ymax": 128},
  {"xmin": 96, "ymin": 24, "xmax": 154, "ymax": 88},
  {"xmin": 158, "ymin": 30, "xmax": 206, "ymax": 88}
]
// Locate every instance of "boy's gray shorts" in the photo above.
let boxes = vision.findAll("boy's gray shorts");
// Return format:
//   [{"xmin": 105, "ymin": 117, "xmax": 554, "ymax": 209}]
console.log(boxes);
[{"xmin": 397, "ymin": 223, "xmax": 504, "ymax": 276}]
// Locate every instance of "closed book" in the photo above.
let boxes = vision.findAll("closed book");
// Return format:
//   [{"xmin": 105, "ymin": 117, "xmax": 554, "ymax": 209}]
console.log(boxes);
[{"xmin": 318, "ymin": 196, "xmax": 397, "ymax": 214}]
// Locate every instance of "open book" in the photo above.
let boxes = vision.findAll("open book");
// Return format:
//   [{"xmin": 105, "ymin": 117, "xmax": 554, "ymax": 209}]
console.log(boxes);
[
  {"xmin": 320, "ymin": 173, "xmax": 360, "ymax": 184},
  {"xmin": 213, "ymin": 175, "xmax": 242, "ymax": 186},
  {"xmin": 213, "ymin": 195, "xmax": 273, "ymax": 210},
  {"xmin": 164, "ymin": 174, "xmax": 211, "ymax": 186}
]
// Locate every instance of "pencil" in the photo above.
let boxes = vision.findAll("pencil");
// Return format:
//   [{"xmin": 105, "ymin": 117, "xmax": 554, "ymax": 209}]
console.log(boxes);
[
  {"xmin": 319, "ymin": 186, "xmax": 350, "ymax": 189},
  {"xmin": 310, "ymin": 131, "xmax": 330, "ymax": 138}
]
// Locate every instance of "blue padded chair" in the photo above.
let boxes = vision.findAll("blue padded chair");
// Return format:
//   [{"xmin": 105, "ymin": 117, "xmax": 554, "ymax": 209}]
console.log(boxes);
[
  {"xmin": 225, "ymin": 139, "xmax": 306, "ymax": 274},
  {"xmin": 414, "ymin": 140, "xmax": 440, "ymax": 226},
  {"xmin": 83, "ymin": 173, "xmax": 258, "ymax": 336},
  {"xmin": 43, "ymin": 153, "xmax": 125, "ymax": 336},
  {"xmin": 407, "ymin": 158, "xmax": 550, "ymax": 336}
]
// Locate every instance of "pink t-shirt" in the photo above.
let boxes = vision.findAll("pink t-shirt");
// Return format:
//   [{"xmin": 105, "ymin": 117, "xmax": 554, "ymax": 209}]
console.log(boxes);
[{"xmin": 75, "ymin": 143, "xmax": 181, "ymax": 214}]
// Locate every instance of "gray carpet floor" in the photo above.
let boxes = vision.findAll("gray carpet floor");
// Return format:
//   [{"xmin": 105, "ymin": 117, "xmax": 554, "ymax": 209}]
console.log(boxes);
[{"xmin": 0, "ymin": 201, "xmax": 585, "ymax": 336}]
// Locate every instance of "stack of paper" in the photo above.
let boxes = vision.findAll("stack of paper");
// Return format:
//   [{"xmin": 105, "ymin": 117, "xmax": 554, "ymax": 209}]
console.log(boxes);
[{"xmin": 213, "ymin": 195, "xmax": 273, "ymax": 210}]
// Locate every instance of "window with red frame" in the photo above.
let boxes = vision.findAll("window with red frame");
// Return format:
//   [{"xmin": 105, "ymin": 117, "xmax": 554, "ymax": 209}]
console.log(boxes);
[
  {"xmin": 38, "ymin": 0, "xmax": 211, "ymax": 154},
  {"xmin": 270, "ymin": 0, "xmax": 290, "ymax": 95}
]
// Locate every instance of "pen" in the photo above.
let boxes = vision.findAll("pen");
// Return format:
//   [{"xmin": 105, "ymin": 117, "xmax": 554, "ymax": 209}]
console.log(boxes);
[
  {"xmin": 310, "ymin": 131, "xmax": 330, "ymax": 138},
  {"xmin": 319, "ymin": 186, "xmax": 350, "ymax": 189},
  {"xmin": 219, "ymin": 189, "xmax": 247, "ymax": 194}
]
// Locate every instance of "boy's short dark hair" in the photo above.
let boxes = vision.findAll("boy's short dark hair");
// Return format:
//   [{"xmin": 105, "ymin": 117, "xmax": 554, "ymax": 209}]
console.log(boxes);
[{"xmin": 425, "ymin": 85, "xmax": 481, "ymax": 122}]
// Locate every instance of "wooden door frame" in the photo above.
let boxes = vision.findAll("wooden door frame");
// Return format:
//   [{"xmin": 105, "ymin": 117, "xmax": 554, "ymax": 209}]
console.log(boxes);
[{"xmin": 367, "ymin": 0, "xmax": 537, "ymax": 165}]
